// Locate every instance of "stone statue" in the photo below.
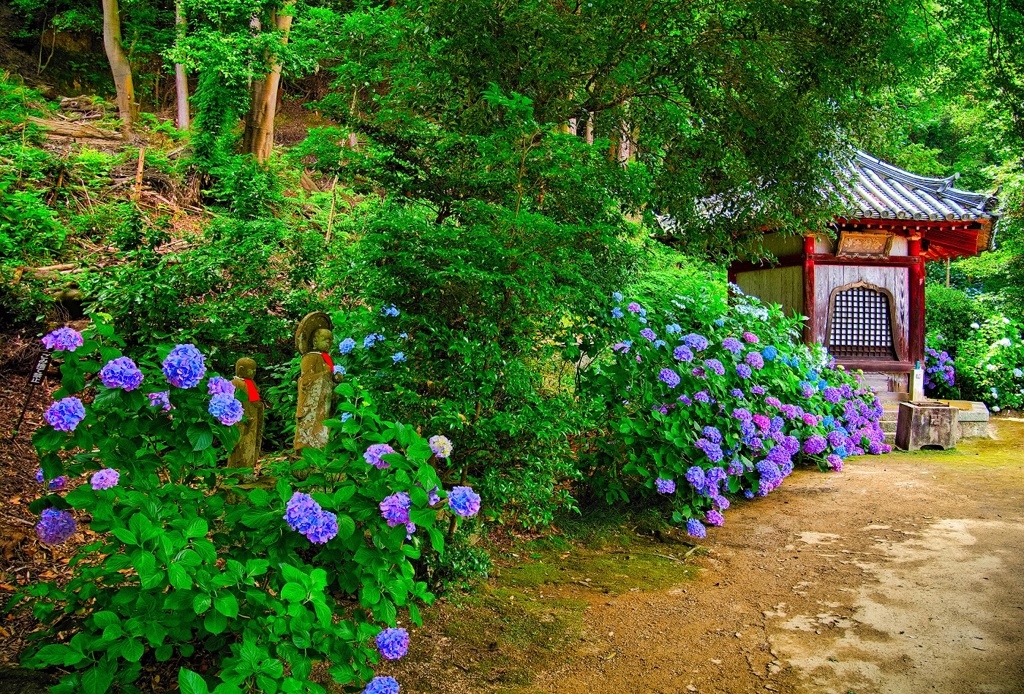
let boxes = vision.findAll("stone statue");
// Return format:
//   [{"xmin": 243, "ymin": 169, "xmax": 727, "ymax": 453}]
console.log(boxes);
[
  {"xmin": 228, "ymin": 357, "xmax": 264, "ymax": 470},
  {"xmin": 293, "ymin": 311, "xmax": 342, "ymax": 451}
]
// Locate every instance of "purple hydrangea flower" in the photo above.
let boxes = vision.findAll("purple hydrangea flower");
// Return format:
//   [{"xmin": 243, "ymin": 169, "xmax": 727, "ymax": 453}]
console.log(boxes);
[
  {"xmin": 45, "ymin": 397, "xmax": 86, "ymax": 432},
  {"xmin": 765, "ymin": 396, "xmax": 781, "ymax": 408},
  {"xmin": 364, "ymin": 677, "xmax": 400, "ymax": 694},
  {"xmin": 376, "ymin": 628, "xmax": 410, "ymax": 660},
  {"xmin": 36, "ymin": 508, "xmax": 76, "ymax": 545},
  {"xmin": 90, "ymin": 468, "xmax": 120, "ymax": 490},
  {"xmin": 695, "ymin": 438, "xmax": 724, "ymax": 462},
  {"xmin": 41, "ymin": 327, "xmax": 83, "ymax": 352},
  {"xmin": 694, "ymin": 391, "xmax": 711, "ymax": 404},
  {"xmin": 802, "ymin": 413, "xmax": 818, "ymax": 427},
  {"xmin": 208, "ymin": 393, "xmax": 244, "ymax": 426},
  {"xmin": 702, "ymin": 426, "xmax": 722, "ymax": 443},
  {"xmin": 722, "ymin": 337, "xmax": 743, "ymax": 354},
  {"xmin": 745, "ymin": 352, "xmax": 765, "ymax": 370},
  {"xmin": 339, "ymin": 338, "xmax": 356, "ymax": 354},
  {"xmin": 742, "ymin": 332, "xmax": 759, "ymax": 344},
  {"xmin": 428, "ymin": 486, "xmax": 441, "ymax": 505},
  {"xmin": 686, "ymin": 518, "xmax": 707, "ymax": 539},
  {"xmin": 827, "ymin": 454, "xmax": 843, "ymax": 472},
  {"xmin": 99, "ymin": 357, "xmax": 144, "ymax": 391},
  {"xmin": 364, "ymin": 443, "xmax": 397, "ymax": 469},
  {"xmin": 736, "ymin": 363, "xmax": 752, "ymax": 379},
  {"xmin": 731, "ymin": 408, "xmax": 752, "ymax": 421},
  {"xmin": 823, "ymin": 387, "xmax": 842, "ymax": 404},
  {"xmin": 429, "ymin": 435, "xmax": 453, "ymax": 458},
  {"xmin": 207, "ymin": 376, "xmax": 235, "ymax": 396},
  {"xmin": 36, "ymin": 469, "xmax": 67, "ymax": 490},
  {"xmin": 147, "ymin": 391, "xmax": 172, "ymax": 412},
  {"xmin": 803, "ymin": 435, "xmax": 827, "ymax": 455},
  {"xmin": 655, "ymin": 477, "xmax": 676, "ymax": 494},
  {"xmin": 684, "ymin": 334, "xmax": 709, "ymax": 351},
  {"xmin": 704, "ymin": 359, "xmax": 725, "ymax": 376},
  {"xmin": 305, "ymin": 510, "xmax": 338, "ymax": 544},
  {"xmin": 706, "ymin": 510, "xmax": 725, "ymax": 527},
  {"xmin": 658, "ymin": 368, "xmax": 681, "ymax": 388},
  {"xmin": 162, "ymin": 344, "xmax": 206, "ymax": 389},
  {"xmin": 686, "ymin": 466, "xmax": 706, "ymax": 490},
  {"xmin": 673, "ymin": 345, "xmax": 694, "ymax": 362},
  {"xmin": 380, "ymin": 492, "xmax": 412, "ymax": 527},
  {"xmin": 751, "ymin": 385, "xmax": 766, "ymax": 395},
  {"xmin": 639, "ymin": 328, "xmax": 658, "ymax": 342},
  {"xmin": 448, "ymin": 486, "xmax": 481, "ymax": 517},
  {"xmin": 627, "ymin": 302, "xmax": 643, "ymax": 313}
]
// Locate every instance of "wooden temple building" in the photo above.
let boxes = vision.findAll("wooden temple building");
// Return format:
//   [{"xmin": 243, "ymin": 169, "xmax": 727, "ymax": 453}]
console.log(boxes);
[{"xmin": 723, "ymin": 151, "xmax": 999, "ymax": 397}]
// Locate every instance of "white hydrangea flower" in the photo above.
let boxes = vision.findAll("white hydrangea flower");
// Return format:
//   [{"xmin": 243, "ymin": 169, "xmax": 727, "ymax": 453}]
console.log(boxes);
[
  {"xmin": 1014, "ymin": 368, "xmax": 1023, "ymax": 379},
  {"xmin": 997, "ymin": 338, "xmax": 1012, "ymax": 347},
  {"xmin": 971, "ymin": 322, "xmax": 980, "ymax": 329}
]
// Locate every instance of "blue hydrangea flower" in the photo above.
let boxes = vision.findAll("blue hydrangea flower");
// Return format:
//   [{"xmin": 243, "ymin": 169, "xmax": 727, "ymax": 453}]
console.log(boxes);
[
  {"xmin": 686, "ymin": 518, "xmax": 707, "ymax": 539},
  {"xmin": 686, "ymin": 466, "xmax": 706, "ymax": 490},
  {"xmin": 448, "ymin": 486, "xmax": 481, "ymax": 517},
  {"xmin": 363, "ymin": 676, "xmax": 400, "ymax": 694},
  {"xmin": 655, "ymin": 477, "xmax": 675, "ymax": 494},
  {"xmin": 339, "ymin": 338, "xmax": 356, "ymax": 354},
  {"xmin": 334, "ymin": 364, "xmax": 346, "ymax": 375},
  {"xmin": 673, "ymin": 345, "xmax": 694, "ymax": 362},
  {"xmin": 36, "ymin": 508, "xmax": 76, "ymax": 545},
  {"xmin": 653, "ymin": 339, "xmax": 667, "ymax": 349},
  {"xmin": 99, "ymin": 357, "xmax": 144, "ymax": 391},
  {"xmin": 762, "ymin": 346, "xmax": 778, "ymax": 361},
  {"xmin": 376, "ymin": 628, "xmax": 410, "ymax": 660},
  {"xmin": 714, "ymin": 318, "xmax": 726, "ymax": 327},
  {"xmin": 36, "ymin": 469, "xmax": 67, "ymax": 490},
  {"xmin": 147, "ymin": 391, "xmax": 172, "ymax": 412},
  {"xmin": 90, "ymin": 468, "xmax": 120, "ymax": 490},
  {"xmin": 162, "ymin": 344, "xmax": 206, "ymax": 389},
  {"xmin": 429, "ymin": 435, "xmax": 453, "ymax": 458},
  {"xmin": 399, "ymin": 332, "xmax": 409, "ymax": 340},
  {"xmin": 683, "ymin": 333, "xmax": 709, "ymax": 351},
  {"xmin": 205, "ymin": 376, "xmax": 233, "ymax": 396},
  {"xmin": 658, "ymin": 368, "xmax": 680, "ymax": 388},
  {"xmin": 695, "ymin": 438, "xmax": 724, "ymax": 462},
  {"xmin": 744, "ymin": 490, "xmax": 755, "ymax": 499},
  {"xmin": 340, "ymin": 412, "xmax": 353, "ymax": 422},
  {"xmin": 665, "ymin": 323, "xmax": 682, "ymax": 334},
  {"xmin": 380, "ymin": 492, "xmax": 412, "ymax": 527},
  {"xmin": 722, "ymin": 337, "xmax": 743, "ymax": 354},
  {"xmin": 285, "ymin": 493, "xmax": 321, "ymax": 534},
  {"xmin": 392, "ymin": 352, "xmax": 406, "ymax": 363},
  {"xmin": 45, "ymin": 397, "xmax": 86, "ymax": 432},
  {"xmin": 702, "ymin": 426, "xmax": 722, "ymax": 443},
  {"xmin": 364, "ymin": 443, "xmax": 397, "ymax": 469},
  {"xmin": 208, "ymin": 393, "xmax": 244, "ymax": 426},
  {"xmin": 736, "ymin": 363, "xmax": 752, "ymax": 379},
  {"xmin": 363, "ymin": 333, "xmax": 386, "ymax": 349},
  {"xmin": 611, "ymin": 307, "xmax": 624, "ymax": 319},
  {"xmin": 381, "ymin": 304, "xmax": 400, "ymax": 317},
  {"xmin": 41, "ymin": 327, "xmax": 83, "ymax": 352},
  {"xmin": 612, "ymin": 292, "xmax": 624, "ymax": 302}
]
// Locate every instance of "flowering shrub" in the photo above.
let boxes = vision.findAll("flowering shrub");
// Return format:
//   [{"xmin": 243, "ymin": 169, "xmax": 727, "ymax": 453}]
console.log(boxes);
[
  {"xmin": 16, "ymin": 323, "xmax": 479, "ymax": 693},
  {"xmin": 573, "ymin": 291, "xmax": 889, "ymax": 534},
  {"xmin": 958, "ymin": 314, "xmax": 1024, "ymax": 411},
  {"xmin": 924, "ymin": 335, "xmax": 958, "ymax": 398}
]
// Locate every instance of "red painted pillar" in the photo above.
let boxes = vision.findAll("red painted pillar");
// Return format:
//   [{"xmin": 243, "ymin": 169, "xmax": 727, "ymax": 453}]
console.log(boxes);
[
  {"xmin": 908, "ymin": 236, "xmax": 925, "ymax": 365},
  {"xmin": 803, "ymin": 234, "xmax": 816, "ymax": 345}
]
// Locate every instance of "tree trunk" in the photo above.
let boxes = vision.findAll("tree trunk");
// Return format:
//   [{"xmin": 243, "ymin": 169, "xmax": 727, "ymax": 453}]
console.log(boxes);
[
  {"xmin": 174, "ymin": 0, "xmax": 190, "ymax": 130},
  {"xmin": 101, "ymin": 0, "xmax": 137, "ymax": 128},
  {"xmin": 243, "ymin": 2, "xmax": 294, "ymax": 163}
]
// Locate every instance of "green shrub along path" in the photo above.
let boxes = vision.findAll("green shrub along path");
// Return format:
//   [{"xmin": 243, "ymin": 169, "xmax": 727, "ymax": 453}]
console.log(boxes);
[{"xmin": 380, "ymin": 419, "xmax": 1024, "ymax": 693}]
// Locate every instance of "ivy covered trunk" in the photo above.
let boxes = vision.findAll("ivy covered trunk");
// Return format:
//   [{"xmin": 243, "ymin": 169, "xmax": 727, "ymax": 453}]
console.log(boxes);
[{"xmin": 243, "ymin": 3, "xmax": 294, "ymax": 163}]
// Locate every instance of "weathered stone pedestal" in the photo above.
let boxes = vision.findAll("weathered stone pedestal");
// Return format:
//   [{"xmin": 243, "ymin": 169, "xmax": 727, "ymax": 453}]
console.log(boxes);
[{"xmin": 895, "ymin": 402, "xmax": 958, "ymax": 451}]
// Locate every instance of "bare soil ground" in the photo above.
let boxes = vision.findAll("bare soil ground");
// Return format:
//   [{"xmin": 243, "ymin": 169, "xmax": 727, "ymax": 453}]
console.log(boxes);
[{"xmin": 388, "ymin": 420, "xmax": 1024, "ymax": 694}]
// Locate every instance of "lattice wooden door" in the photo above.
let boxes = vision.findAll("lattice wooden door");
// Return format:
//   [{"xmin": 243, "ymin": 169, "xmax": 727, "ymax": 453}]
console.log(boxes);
[{"xmin": 827, "ymin": 285, "xmax": 897, "ymax": 360}]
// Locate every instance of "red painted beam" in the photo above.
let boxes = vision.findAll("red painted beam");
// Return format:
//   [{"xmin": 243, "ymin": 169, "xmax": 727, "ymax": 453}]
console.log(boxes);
[{"xmin": 803, "ymin": 235, "xmax": 816, "ymax": 345}]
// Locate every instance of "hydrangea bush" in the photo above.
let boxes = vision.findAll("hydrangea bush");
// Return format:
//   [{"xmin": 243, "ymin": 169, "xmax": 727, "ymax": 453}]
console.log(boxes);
[
  {"xmin": 957, "ymin": 314, "xmax": 1024, "ymax": 411},
  {"xmin": 573, "ymin": 291, "xmax": 890, "ymax": 534},
  {"xmin": 16, "ymin": 322, "xmax": 478, "ymax": 694},
  {"xmin": 923, "ymin": 334, "xmax": 958, "ymax": 399}
]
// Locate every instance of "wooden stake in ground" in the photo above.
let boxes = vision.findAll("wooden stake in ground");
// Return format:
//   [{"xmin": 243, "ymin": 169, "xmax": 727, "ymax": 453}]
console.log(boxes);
[{"xmin": 133, "ymin": 147, "xmax": 145, "ymax": 201}]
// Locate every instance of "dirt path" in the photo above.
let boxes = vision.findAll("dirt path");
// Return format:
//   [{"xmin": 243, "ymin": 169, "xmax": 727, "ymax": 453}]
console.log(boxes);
[{"xmin": 517, "ymin": 420, "xmax": 1024, "ymax": 694}]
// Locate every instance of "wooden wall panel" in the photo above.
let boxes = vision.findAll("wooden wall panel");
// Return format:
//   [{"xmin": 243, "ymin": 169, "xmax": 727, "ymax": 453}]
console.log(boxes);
[
  {"xmin": 735, "ymin": 266, "xmax": 805, "ymax": 318},
  {"xmin": 814, "ymin": 265, "xmax": 910, "ymax": 360}
]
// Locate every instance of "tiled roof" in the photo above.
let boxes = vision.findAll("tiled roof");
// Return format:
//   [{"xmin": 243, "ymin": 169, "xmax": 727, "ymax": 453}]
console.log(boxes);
[{"xmin": 839, "ymin": 151, "xmax": 999, "ymax": 222}]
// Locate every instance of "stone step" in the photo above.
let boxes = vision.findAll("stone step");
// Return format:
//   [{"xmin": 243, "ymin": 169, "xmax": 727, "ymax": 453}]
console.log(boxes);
[
  {"xmin": 881, "ymin": 421, "xmax": 897, "ymax": 433},
  {"xmin": 884, "ymin": 433, "xmax": 896, "ymax": 446}
]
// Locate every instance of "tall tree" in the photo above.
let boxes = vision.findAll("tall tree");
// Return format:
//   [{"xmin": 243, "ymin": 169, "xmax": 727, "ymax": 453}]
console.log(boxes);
[
  {"xmin": 174, "ymin": 0, "xmax": 190, "ymax": 130},
  {"xmin": 242, "ymin": 1, "xmax": 295, "ymax": 162},
  {"xmin": 101, "ymin": 0, "xmax": 137, "ymax": 127}
]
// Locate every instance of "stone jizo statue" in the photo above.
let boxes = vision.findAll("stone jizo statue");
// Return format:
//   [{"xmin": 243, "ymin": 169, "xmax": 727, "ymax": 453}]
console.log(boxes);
[
  {"xmin": 294, "ymin": 312, "xmax": 342, "ymax": 451},
  {"xmin": 228, "ymin": 357, "xmax": 264, "ymax": 470}
]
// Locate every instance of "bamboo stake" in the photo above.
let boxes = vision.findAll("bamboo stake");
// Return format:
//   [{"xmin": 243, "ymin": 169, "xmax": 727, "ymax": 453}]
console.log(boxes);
[
  {"xmin": 325, "ymin": 176, "xmax": 339, "ymax": 244},
  {"xmin": 133, "ymin": 147, "xmax": 145, "ymax": 201}
]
